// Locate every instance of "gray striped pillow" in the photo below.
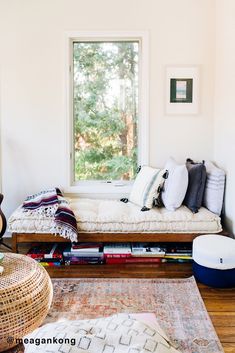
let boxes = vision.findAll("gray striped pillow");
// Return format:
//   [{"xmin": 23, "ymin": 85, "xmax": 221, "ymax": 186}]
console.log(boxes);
[{"xmin": 203, "ymin": 161, "xmax": 225, "ymax": 215}]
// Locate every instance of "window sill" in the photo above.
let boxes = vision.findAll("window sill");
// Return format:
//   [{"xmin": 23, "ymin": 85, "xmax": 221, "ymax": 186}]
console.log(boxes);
[{"xmin": 63, "ymin": 182, "xmax": 132, "ymax": 199}]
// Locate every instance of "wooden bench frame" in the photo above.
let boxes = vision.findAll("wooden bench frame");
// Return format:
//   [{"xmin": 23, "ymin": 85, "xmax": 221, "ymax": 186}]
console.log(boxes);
[{"xmin": 12, "ymin": 231, "xmax": 226, "ymax": 253}]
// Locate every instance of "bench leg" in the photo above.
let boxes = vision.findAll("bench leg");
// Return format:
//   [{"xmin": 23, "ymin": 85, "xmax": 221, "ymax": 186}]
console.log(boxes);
[{"xmin": 12, "ymin": 233, "xmax": 18, "ymax": 253}]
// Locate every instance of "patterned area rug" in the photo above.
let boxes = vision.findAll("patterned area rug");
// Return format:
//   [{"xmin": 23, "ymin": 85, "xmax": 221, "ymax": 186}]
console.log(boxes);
[{"xmin": 7, "ymin": 276, "xmax": 223, "ymax": 353}]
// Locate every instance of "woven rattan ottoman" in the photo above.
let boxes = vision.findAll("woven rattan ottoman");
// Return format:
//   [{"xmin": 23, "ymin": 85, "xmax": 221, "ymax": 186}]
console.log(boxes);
[{"xmin": 0, "ymin": 253, "xmax": 53, "ymax": 351}]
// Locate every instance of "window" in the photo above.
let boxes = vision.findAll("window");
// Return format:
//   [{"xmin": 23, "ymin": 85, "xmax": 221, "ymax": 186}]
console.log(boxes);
[{"xmin": 67, "ymin": 32, "xmax": 149, "ymax": 192}]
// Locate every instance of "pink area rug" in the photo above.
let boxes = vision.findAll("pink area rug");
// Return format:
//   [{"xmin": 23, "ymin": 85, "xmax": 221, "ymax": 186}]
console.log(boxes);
[{"xmin": 8, "ymin": 276, "xmax": 223, "ymax": 353}]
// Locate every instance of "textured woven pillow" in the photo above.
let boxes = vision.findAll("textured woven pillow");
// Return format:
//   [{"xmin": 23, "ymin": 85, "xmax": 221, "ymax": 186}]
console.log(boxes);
[
  {"xmin": 24, "ymin": 313, "xmax": 181, "ymax": 353},
  {"xmin": 162, "ymin": 157, "xmax": 188, "ymax": 211},
  {"xmin": 129, "ymin": 166, "xmax": 167, "ymax": 210},
  {"xmin": 183, "ymin": 159, "xmax": 207, "ymax": 213},
  {"xmin": 203, "ymin": 161, "xmax": 225, "ymax": 215}
]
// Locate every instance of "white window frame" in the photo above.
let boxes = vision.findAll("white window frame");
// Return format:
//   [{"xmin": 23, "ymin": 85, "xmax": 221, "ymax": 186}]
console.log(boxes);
[{"xmin": 64, "ymin": 31, "xmax": 149, "ymax": 196}]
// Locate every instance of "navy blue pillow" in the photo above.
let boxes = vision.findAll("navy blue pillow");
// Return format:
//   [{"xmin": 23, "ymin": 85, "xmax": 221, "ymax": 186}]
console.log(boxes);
[{"xmin": 184, "ymin": 159, "xmax": 207, "ymax": 213}]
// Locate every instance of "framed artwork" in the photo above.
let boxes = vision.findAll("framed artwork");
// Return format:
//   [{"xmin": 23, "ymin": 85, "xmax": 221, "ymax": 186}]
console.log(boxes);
[{"xmin": 166, "ymin": 66, "xmax": 199, "ymax": 115}]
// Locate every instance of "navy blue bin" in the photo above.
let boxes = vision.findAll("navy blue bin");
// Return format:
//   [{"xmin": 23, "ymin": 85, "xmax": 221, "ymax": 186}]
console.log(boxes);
[
  {"xmin": 192, "ymin": 234, "xmax": 235, "ymax": 288},
  {"xmin": 193, "ymin": 261, "xmax": 235, "ymax": 288}
]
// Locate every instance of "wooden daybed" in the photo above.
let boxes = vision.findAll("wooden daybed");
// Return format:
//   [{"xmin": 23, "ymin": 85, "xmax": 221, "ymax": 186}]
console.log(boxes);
[{"xmin": 9, "ymin": 198, "xmax": 224, "ymax": 277}]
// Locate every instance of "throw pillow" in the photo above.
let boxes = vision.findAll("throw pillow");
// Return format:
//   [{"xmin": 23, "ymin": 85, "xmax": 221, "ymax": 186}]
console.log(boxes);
[
  {"xmin": 203, "ymin": 161, "xmax": 225, "ymax": 215},
  {"xmin": 183, "ymin": 158, "xmax": 207, "ymax": 213},
  {"xmin": 24, "ymin": 313, "xmax": 181, "ymax": 353},
  {"xmin": 129, "ymin": 166, "xmax": 167, "ymax": 211},
  {"xmin": 162, "ymin": 157, "xmax": 188, "ymax": 211}
]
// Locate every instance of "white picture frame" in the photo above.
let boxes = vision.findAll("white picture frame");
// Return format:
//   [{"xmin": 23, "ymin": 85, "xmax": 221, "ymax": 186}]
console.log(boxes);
[{"xmin": 166, "ymin": 66, "xmax": 199, "ymax": 115}]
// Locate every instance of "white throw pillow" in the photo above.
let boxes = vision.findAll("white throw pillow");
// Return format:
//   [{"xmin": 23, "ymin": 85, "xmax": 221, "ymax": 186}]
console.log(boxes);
[
  {"xmin": 203, "ymin": 161, "xmax": 225, "ymax": 215},
  {"xmin": 162, "ymin": 157, "xmax": 188, "ymax": 211},
  {"xmin": 129, "ymin": 166, "xmax": 166, "ymax": 210}
]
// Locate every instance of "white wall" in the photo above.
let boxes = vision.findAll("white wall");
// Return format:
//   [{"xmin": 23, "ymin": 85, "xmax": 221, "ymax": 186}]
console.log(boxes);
[
  {"xmin": 0, "ymin": 0, "xmax": 215, "ymax": 218},
  {"xmin": 214, "ymin": 0, "xmax": 235, "ymax": 234}
]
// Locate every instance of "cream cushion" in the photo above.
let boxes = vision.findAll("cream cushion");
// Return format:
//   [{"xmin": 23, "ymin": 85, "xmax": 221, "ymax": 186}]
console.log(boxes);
[
  {"xmin": 8, "ymin": 198, "xmax": 222, "ymax": 234},
  {"xmin": 129, "ymin": 166, "xmax": 166, "ymax": 209}
]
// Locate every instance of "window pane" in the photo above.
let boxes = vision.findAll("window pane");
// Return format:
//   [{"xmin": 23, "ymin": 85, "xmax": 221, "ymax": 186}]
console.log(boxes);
[{"xmin": 73, "ymin": 41, "xmax": 139, "ymax": 181}]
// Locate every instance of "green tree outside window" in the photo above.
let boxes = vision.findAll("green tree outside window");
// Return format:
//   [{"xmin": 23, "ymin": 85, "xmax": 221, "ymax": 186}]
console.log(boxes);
[{"xmin": 73, "ymin": 41, "xmax": 139, "ymax": 181}]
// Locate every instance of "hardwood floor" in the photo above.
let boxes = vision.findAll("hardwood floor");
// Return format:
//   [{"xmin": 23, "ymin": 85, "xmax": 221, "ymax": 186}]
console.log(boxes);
[
  {"xmin": 1, "ymin": 240, "xmax": 235, "ymax": 352},
  {"xmin": 198, "ymin": 284, "xmax": 235, "ymax": 352}
]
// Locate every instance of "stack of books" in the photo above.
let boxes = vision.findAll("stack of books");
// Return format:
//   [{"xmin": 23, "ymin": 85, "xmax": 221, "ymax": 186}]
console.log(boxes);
[
  {"xmin": 164, "ymin": 244, "xmax": 192, "ymax": 263},
  {"xmin": 104, "ymin": 243, "xmax": 166, "ymax": 264},
  {"xmin": 26, "ymin": 242, "xmax": 192, "ymax": 266},
  {"xmin": 103, "ymin": 243, "xmax": 192, "ymax": 264},
  {"xmin": 63, "ymin": 243, "xmax": 104, "ymax": 265},
  {"xmin": 130, "ymin": 243, "xmax": 166, "ymax": 263},
  {"xmin": 27, "ymin": 243, "xmax": 64, "ymax": 266},
  {"xmin": 104, "ymin": 243, "xmax": 132, "ymax": 264}
]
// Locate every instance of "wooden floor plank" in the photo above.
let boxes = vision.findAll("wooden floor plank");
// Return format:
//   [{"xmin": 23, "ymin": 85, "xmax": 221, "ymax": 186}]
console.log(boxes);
[
  {"xmin": 209, "ymin": 312, "xmax": 235, "ymax": 327},
  {"xmin": 216, "ymin": 327, "xmax": 235, "ymax": 343},
  {"xmin": 223, "ymin": 343, "xmax": 235, "ymax": 353},
  {"xmin": 45, "ymin": 263, "xmax": 193, "ymax": 278},
  {"xmin": 198, "ymin": 285, "xmax": 235, "ymax": 299},
  {"xmin": 203, "ymin": 299, "xmax": 235, "ymax": 312}
]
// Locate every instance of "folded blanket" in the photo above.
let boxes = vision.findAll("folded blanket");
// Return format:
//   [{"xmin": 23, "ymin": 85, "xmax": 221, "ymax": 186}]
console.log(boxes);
[{"xmin": 22, "ymin": 188, "xmax": 78, "ymax": 242}]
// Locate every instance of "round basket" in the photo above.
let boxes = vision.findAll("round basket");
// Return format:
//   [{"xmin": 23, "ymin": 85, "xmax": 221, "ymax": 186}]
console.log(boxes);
[{"xmin": 0, "ymin": 253, "xmax": 53, "ymax": 351}]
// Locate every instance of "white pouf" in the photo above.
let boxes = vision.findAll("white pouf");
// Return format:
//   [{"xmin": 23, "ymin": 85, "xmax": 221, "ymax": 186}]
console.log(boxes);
[{"xmin": 193, "ymin": 234, "xmax": 235, "ymax": 288}]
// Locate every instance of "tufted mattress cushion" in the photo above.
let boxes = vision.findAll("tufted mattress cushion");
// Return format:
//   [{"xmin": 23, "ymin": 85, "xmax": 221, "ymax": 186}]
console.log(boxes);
[
  {"xmin": 8, "ymin": 198, "xmax": 222, "ymax": 234},
  {"xmin": 71, "ymin": 199, "xmax": 222, "ymax": 233}
]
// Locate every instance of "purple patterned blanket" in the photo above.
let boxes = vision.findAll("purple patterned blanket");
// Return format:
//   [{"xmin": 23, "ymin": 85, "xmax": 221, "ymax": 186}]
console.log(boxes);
[{"xmin": 23, "ymin": 188, "xmax": 78, "ymax": 242}]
